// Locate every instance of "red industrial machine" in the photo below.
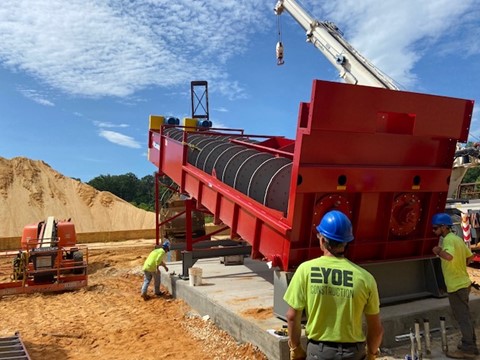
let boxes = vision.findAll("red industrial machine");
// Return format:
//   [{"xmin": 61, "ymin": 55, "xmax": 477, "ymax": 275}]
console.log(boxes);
[
  {"xmin": 0, "ymin": 216, "xmax": 88, "ymax": 296},
  {"xmin": 148, "ymin": 80, "xmax": 473, "ymax": 309}
]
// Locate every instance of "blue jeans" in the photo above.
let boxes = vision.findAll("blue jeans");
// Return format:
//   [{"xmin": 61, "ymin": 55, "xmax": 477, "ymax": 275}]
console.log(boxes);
[{"xmin": 141, "ymin": 270, "xmax": 161, "ymax": 295}]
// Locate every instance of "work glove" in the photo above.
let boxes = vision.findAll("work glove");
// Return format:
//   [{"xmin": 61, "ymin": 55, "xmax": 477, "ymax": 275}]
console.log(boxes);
[{"xmin": 289, "ymin": 342, "xmax": 306, "ymax": 360}]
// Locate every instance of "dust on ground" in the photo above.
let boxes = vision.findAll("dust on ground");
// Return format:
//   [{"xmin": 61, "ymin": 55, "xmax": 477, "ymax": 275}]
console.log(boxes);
[
  {"xmin": 241, "ymin": 307, "xmax": 274, "ymax": 321},
  {"xmin": 0, "ymin": 244, "xmax": 267, "ymax": 360}
]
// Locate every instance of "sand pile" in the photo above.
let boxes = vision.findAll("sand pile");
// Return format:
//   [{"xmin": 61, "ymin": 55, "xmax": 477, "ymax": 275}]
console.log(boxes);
[{"xmin": 0, "ymin": 157, "xmax": 156, "ymax": 237}]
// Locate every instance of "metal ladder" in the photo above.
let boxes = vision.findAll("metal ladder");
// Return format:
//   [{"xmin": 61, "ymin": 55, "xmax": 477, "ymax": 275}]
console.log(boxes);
[{"xmin": 0, "ymin": 332, "xmax": 31, "ymax": 359}]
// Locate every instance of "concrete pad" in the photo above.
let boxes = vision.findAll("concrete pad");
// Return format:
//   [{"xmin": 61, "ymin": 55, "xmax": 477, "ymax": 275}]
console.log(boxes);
[{"xmin": 161, "ymin": 256, "xmax": 480, "ymax": 360}]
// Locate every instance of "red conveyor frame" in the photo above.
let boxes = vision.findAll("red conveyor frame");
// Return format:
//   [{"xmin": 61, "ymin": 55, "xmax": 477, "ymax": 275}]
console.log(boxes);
[{"xmin": 148, "ymin": 80, "xmax": 473, "ymax": 272}]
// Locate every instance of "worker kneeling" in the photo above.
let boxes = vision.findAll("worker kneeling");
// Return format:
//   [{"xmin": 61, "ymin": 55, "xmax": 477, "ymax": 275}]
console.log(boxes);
[
  {"xmin": 283, "ymin": 210, "xmax": 384, "ymax": 360},
  {"xmin": 140, "ymin": 240, "xmax": 170, "ymax": 301}
]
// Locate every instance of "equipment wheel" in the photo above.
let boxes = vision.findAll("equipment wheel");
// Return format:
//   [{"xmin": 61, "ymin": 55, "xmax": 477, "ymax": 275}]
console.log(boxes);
[{"xmin": 72, "ymin": 251, "xmax": 84, "ymax": 274}]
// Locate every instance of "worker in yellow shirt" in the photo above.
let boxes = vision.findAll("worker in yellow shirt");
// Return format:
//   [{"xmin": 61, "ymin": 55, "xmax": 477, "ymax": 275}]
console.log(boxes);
[
  {"xmin": 141, "ymin": 240, "xmax": 170, "ymax": 300},
  {"xmin": 284, "ymin": 210, "xmax": 384, "ymax": 360},
  {"xmin": 431, "ymin": 213, "xmax": 477, "ymax": 359}
]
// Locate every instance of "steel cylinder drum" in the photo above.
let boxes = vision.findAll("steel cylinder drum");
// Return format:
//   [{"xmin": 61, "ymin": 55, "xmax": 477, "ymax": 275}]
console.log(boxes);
[
  {"xmin": 233, "ymin": 153, "xmax": 274, "ymax": 195},
  {"xmin": 203, "ymin": 142, "xmax": 234, "ymax": 174},
  {"xmin": 263, "ymin": 163, "xmax": 292, "ymax": 213},
  {"xmin": 222, "ymin": 149, "xmax": 259, "ymax": 187},
  {"xmin": 195, "ymin": 140, "xmax": 228, "ymax": 170},
  {"xmin": 188, "ymin": 136, "xmax": 214, "ymax": 165},
  {"xmin": 212, "ymin": 144, "xmax": 246, "ymax": 180},
  {"xmin": 248, "ymin": 157, "xmax": 292, "ymax": 206},
  {"xmin": 163, "ymin": 129, "xmax": 292, "ymax": 214}
]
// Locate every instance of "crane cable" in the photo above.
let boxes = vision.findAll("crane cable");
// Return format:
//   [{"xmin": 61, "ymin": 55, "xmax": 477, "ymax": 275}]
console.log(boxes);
[{"xmin": 276, "ymin": 15, "xmax": 284, "ymax": 65}]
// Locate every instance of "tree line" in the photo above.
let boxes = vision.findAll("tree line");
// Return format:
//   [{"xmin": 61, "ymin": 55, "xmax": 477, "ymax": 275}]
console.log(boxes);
[
  {"xmin": 86, "ymin": 173, "xmax": 178, "ymax": 211},
  {"xmin": 87, "ymin": 173, "xmax": 156, "ymax": 211}
]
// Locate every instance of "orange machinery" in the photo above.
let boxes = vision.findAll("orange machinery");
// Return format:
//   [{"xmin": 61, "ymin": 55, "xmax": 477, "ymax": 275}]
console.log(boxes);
[{"xmin": 0, "ymin": 216, "xmax": 88, "ymax": 296}]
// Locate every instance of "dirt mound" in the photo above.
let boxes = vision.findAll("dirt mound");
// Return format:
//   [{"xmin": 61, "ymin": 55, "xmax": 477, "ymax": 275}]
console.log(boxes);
[{"xmin": 0, "ymin": 157, "xmax": 155, "ymax": 237}]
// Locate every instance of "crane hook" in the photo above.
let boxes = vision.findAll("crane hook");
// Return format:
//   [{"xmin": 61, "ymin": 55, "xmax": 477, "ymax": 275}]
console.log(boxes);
[
  {"xmin": 276, "ymin": 13, "xmax": 284, "ymax": 66},
  {"xmin": 276, "ymin": 41, "xmax": 284, "ymax": 65}
]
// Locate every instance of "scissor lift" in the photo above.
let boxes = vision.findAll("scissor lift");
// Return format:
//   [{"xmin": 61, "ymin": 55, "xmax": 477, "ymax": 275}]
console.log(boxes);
[{"xmin": 0, "ymin": 217, "xmax": 88, "ymax": 296}]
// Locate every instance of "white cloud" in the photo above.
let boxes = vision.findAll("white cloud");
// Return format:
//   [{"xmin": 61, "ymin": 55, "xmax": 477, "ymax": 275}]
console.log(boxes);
[
  {"xmin": 94, "ymin": 121, "xmax": 129, "ymax": 128},
  {"xmin": 210, "ymin": 120, "xmax": 228, "ymax": 129},
  {"xmin": 213, "ymin": 107, "xmax": 229, "ymax": 113},
  {"xmin": 1, "ymin": 0, "xmax": 478, "ymax": 100},
  {"xmin": 98, "ymin": 130, "xmax": 141, "ymax": 148},
  {"xmin": 18, "ymin": 88, "xmax": 55, "ymax": 106},
  {"xmin": 292, "ymin": 0, "xmax": 479, "ymax": 89},
  {"xmin": 0, "ymin": 0, "xmax": 268, "ymax": 99}
]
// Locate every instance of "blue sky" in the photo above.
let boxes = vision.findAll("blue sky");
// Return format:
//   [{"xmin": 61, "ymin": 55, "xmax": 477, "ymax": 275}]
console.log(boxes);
[{"xmin": 1, "ymin": 0, "xmax": 479, "ymax": 182}]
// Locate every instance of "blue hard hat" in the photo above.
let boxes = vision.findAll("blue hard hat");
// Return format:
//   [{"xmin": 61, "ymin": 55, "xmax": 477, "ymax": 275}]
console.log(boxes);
[
  {"xmin": 431, "ymin": 213, "xmax": 453, "ymax": 226},
  {"xmin": 162, "ymin": 240, "xmax": 171, "ymax": 250},
  {"xmin": 316, "ymin": 210, "xmax": 354, "ymax": 243}
]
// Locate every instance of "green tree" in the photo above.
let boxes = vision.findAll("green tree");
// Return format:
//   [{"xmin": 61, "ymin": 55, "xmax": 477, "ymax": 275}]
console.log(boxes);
[
  {"xmin": 136, "ymin": 175, "xmax": 155, "ymax": 206},
  {"xmin": 116, "ymin": 172, "xmax": 139, "ymax": 202},
  {"xmin": 462, "ymin": 167, "xmax": 480, "ymax": 184},
  {"xmin": 87, "ymin": 173, "xmax": 178, "ymax": 212},
  {"xmin": 88, "ymin": 173, "xmax": 145, "ymax": 209}
]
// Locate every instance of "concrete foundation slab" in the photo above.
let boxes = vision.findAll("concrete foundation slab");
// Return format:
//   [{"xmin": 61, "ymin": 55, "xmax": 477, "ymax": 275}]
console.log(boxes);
[{"xmin": 161, "ymin": 257, "xmax": 480, "ymax": 360}]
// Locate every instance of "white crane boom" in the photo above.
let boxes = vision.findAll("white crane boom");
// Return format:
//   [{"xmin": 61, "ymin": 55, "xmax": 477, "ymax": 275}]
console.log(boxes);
[{"xmin": 274, "ymin": 0, "xmax": 400, "ymax": 90}]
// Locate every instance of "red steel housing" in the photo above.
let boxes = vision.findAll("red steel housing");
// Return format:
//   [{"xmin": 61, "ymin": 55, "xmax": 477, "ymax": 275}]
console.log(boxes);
[{"xmin": 148, "ymin": 80, "xmax": 473, "ymax": 272}]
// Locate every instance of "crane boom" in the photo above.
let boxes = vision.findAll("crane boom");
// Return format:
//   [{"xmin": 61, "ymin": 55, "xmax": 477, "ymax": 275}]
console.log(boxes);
[{"xmin": 274, "ymin": 0, "xmax": 400, "ymax": 90}]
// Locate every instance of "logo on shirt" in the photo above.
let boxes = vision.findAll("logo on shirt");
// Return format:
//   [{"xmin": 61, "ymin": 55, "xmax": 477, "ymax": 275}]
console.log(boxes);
[{"xmin": 310, "ymin": 266, "xmax": 354, "ymax": 298}]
